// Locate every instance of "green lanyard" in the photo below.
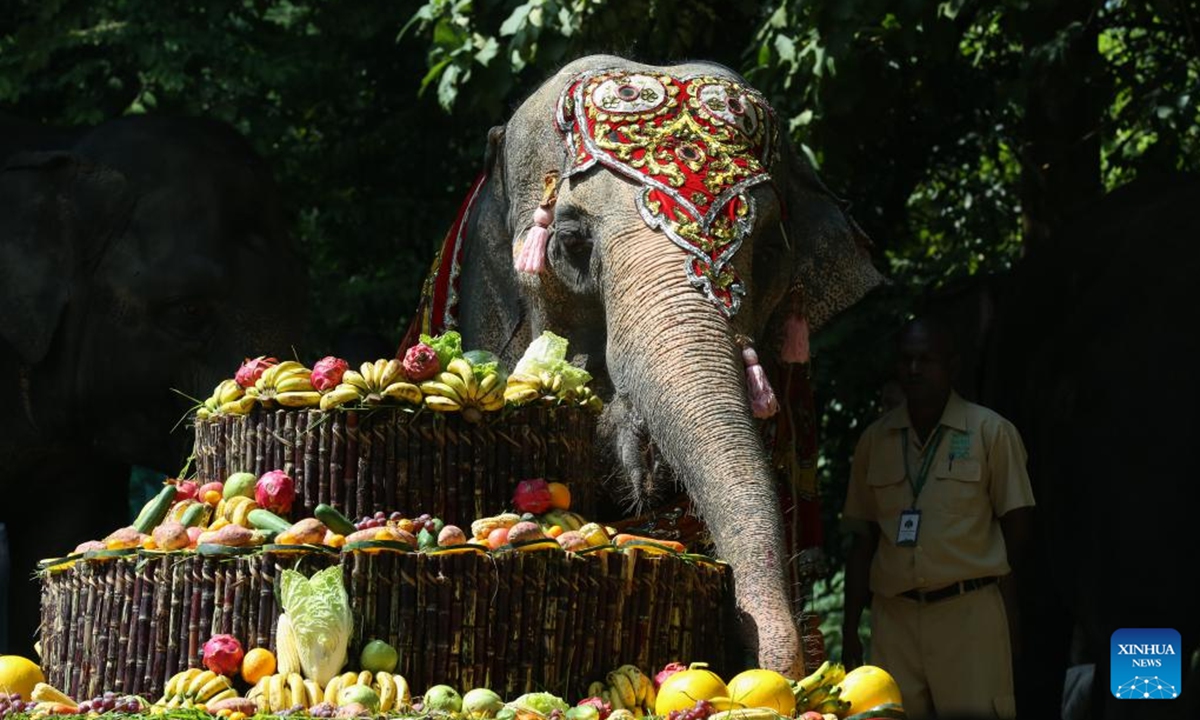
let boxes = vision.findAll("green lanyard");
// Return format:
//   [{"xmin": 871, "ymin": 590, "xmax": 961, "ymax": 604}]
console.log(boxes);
[{"xmin": 901, "ymin": 425, "xmax": 947, "ymax": 506}]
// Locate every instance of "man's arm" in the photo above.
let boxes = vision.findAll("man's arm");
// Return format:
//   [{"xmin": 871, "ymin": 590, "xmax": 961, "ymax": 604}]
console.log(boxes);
[
  {"xmin": 999, "ymin": 505, "xmax": 1034, "ymax": 659},
  {"xmin": 841, "ymin": 522, "xmax": 878, "ymax": 669}
]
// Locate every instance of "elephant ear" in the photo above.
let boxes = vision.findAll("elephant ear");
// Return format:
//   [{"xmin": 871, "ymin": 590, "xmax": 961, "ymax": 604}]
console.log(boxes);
[
  {"xmin": 0, "ymin": 151, "xmax": 129, "ymax": 365},
  {"xmin": 780, "ymin": 144, "xmax": 885, "ymax": 333}
]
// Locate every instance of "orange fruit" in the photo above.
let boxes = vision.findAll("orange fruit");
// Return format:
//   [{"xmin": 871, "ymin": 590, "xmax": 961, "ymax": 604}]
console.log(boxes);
[
  {"xmin": 240, "ymin": 647, "xmax": 276, "ymax": 684},
  {"xmin": 0, "ymin": 655, "xmax": 45, "ymax": 699},
  {"xmin": 547, "ymin": 482, "xmax": 571, "ymax": 510},
  {"xmin": 545, "ymin": 525, "xmax": 564, "ymax": 538}
]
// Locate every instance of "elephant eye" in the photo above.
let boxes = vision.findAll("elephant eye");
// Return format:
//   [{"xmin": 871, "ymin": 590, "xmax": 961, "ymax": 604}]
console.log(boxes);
[
  {"xmin": 160, "ymin": 298, "xmax": 216, "ymax": 341},
  {"xmin": 554, "ymin": 221, "xmax": 593, "ymax": 257}
]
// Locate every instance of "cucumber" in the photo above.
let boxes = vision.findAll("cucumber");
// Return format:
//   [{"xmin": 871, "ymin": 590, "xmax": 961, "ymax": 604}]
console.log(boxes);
[
  {"xmin": 314, "ymin": 503, "xmax": 357, "ymax": 535},
  {"xmin": 247, "ymin": 508, "xmax": 291, "ymax": 536},
  {"xmin": 180, "ymin": 502, "xmax": 210, "ymax": 528},
  {"xmin": 133, "ymin": 484, "xmax": 178, "ymax": 534}
]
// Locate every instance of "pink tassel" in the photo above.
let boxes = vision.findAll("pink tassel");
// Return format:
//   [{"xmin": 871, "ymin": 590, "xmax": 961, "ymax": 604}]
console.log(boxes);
[
  {"xmin": 516, "ymin": 224, "xmax": 549, "ymax": 274},
  {"xmin": 781, "ymin": 314, "xmax": 810, "ymax": 363},
  {"xmin": 742, "ymin": 345, "xmax": 779, "ymax": 418}
]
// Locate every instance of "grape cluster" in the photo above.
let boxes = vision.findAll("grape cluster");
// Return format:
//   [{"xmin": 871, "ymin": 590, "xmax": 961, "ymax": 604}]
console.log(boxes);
[
  {"xmin": 275, "ymin": 703, "xmax": 307, "ymax": 717},
  {"xmin": 75, "ymin": 691, "xmax": 144, "ymax": 714},
  {"xmin": 0, "ymin": 694, "xmax": 36, "ymax": 718},
  {"xmin": 667, "ymin": 700, "xmax": 714, "ymax": 720},
  {"xmin": 353, "ymin": 511, "xmax": 441, "ymax": 533}
]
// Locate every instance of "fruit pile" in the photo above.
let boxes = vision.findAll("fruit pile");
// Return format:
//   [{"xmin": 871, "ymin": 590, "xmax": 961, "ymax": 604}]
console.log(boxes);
[
  {"xmin": 59, "ymin": 470, "xmax": 684, "ymax": 559},
  {"xmin": 194, "ymin": 330, "xmax": 602, "ymax": 424}
]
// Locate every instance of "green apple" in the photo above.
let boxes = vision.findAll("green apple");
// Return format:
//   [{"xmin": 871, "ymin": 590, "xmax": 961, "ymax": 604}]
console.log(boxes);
[
  {"xmin": 223, "ymin": 472, "xmax": 257, "ymax": 499},
  {"xmin": 337, "ymin": 685, "xmax": 381, "ymax": 712}
]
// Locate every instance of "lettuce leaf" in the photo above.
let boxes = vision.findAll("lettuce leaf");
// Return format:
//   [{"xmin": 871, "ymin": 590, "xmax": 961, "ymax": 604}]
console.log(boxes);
[
  {"xmin": 279, "ymin": 565, "xmax": 352, "ymax": 686},
  {"xmin": 420, "ymin": 330, "xmax": 464, "ymax": 370},
  {"xmin": 513, "ymin": 331, "xmax": 591, "ymax": 392}
]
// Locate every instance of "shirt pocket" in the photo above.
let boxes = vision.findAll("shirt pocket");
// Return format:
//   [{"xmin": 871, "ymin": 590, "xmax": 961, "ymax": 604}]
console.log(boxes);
[
  {"xmin": 930, "ymin": 457, "xmax": 983, "ymax": 514},
  {"xmin": 866, "ymin": 464, "xmax": 911, "ymax": 518}
]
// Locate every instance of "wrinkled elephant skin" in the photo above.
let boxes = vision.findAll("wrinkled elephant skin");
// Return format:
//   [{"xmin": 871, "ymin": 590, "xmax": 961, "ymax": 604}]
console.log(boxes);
[
  {"xmin": 452, "ymin": 55, "xmax": 883, "ymax": 676},
  {"xmin": 0, "ymin": 115, "xmax": 306, "ymax": 655}
]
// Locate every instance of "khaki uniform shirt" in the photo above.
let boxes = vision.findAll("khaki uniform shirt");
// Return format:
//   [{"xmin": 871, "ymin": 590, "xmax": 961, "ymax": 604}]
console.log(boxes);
[{"xmin": 842, "ymin": 392, "xmax": 1036, "ymax": 598}]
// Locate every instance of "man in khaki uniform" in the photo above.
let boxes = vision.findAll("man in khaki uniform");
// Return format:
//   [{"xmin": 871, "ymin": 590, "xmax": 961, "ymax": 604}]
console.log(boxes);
[{"xmin": 841, "ymin": 316, "xmax": 1035, "ymax": 719}]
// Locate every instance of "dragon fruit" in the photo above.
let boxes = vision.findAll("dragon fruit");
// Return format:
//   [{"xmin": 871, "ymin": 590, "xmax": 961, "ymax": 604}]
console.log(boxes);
[
  {"xmin": 513, "ymin": 478, "xmax": 552, "ymax": 514},
  {"xmin": 655, "ymin": 662, "xmax": 688, "ymax": 688},
  {"xmin": 311, "ymin": 356, "xmax": 349, "ymax": 391},
  {"xmin": 236, "ymin": 355, "xmax": 277, "ymax": 388},
  {"xmin": 403, "ymin": 343, "xmax": 440, "ymax": 381},
  {"xmin": 202, "ymin": 633, "xmax": 244, "ymax": 676},
  {"xmin": 255, "ymin": 470, "xmax": 296, "ymax": 516}
]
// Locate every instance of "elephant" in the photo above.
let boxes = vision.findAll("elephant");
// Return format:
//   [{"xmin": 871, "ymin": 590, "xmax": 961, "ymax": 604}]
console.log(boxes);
[
  {"xmin": 922, "ymin": 172, "xmax": 1200, "ymax": 720},
  {"xmin": 415, "ymin": 55, "xmax": 884, "ymax": 677},
  {"xmin": 0, "ymin": 113, "xmax": 306, "ymax": 656}
]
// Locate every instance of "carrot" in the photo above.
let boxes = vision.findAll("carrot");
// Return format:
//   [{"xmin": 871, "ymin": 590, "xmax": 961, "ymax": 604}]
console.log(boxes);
[{"xmin": 612, "ymin": 533, "xmax": 686, "ymax": 554}]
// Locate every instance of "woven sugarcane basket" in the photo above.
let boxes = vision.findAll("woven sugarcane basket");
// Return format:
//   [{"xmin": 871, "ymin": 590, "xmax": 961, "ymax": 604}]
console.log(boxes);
[
  {"xmin": 38, "ymin": 547, "xmax": 734, "ymax": 701},
  {"xmin": 192, "ymin": 405, "xmax": 598, "ymax": 523}
]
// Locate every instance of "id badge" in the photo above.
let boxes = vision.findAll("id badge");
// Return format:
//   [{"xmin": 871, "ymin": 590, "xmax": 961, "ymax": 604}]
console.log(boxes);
[{"xmin": 896, "ymin": 508, "xmax": 921, "ymax": 547}]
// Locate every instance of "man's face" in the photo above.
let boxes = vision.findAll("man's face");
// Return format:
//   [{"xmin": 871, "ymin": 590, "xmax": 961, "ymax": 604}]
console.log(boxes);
[{"xmin": 895, "ymin": 322, "xmax": 956, "ymax": 405}]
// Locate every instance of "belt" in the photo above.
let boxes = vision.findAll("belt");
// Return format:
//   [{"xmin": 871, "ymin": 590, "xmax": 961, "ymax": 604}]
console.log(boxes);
[{"xmin": 899, "ymin": 576, "xmax": 997, "ymax": 603}]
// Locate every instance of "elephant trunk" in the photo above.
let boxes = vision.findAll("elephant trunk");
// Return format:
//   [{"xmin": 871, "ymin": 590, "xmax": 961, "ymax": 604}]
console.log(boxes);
[{"xmin": 602, "ymin": 228, "xmax": 801, "ymax": 677}]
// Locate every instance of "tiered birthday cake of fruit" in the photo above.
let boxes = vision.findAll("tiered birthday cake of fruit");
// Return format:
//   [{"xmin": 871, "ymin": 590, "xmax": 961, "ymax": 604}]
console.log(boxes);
[{"xmin": 36, "ymin": 331, "xmax": 736, "ymax": 707}]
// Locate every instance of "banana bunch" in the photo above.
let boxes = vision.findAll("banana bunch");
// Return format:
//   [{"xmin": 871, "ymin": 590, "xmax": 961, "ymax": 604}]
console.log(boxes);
[
  {"xmin": 156, "ymin": 668, "xmax": 237, "ymax": 708},
  {"xmin": 321, "ymin": 670, "xmax": 412, "ymax": 712},
  {"xmin": 245, "ymin": 360, "xmax": 320, "ymax": 409},
  {"xmin": 247, "ymin": 672, "xmax": 324, "ymax": 713},
  {"xmin": 420, "ymin": 357, "xmax": 505, "ymax": 416},
  {"xmin": 503, "ymin": 370, "xmax": 602, "ymax": 411},
  {"xmin": 321, "ymin": 359, "xmax": 422, "ymax": 410},
  {"xmin": 587, "ymin": 665, "xmax": 655, "ymax": 718},
  {"xmin": 213, "ymin": 495, "xmax": 259, "ymax": 528},
  {"xmin": 539, "ymin": 509, "xmax": 587, "ymax": 532},
  {"xmin": 196, "ymin": 378, "xmax": 253, "ymax": 419},
  {"xmin": 791, "ymin": 660, "xmax": 850, "ymax": 717}
]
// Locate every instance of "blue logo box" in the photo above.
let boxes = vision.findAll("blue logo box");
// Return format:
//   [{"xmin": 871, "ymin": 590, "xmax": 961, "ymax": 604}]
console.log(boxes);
[{"xmin": 1111, "ymin": 628, "xmax": 1182, "ymax": 700}]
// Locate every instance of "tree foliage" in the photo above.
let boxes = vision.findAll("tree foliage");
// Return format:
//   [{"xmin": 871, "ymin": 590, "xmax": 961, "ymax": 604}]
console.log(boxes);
[{"xmin": 3, "ymin": 0, "xmax": 1197, "ymax": 568}]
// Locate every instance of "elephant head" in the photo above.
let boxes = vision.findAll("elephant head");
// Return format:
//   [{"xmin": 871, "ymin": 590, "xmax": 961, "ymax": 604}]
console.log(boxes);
[
  {"xmin": 0, "ymin": 114, "xmax": 306, "ymax": 653},
  {"xmin": 444, "ymin": 55, "xmax": 883, "ymax": 676}
]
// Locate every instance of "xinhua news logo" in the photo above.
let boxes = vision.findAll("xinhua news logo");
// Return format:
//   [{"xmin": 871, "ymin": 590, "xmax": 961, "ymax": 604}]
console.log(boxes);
[{"xmin": 1111, "ymin": 628, "xmax": 1182, "ymax": 700}]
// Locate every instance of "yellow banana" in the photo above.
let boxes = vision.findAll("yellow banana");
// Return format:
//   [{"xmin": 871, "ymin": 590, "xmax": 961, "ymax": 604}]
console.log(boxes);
[
  {"xmin": 276, "ymin": 391, "xmax": 322, "ymax": 408},
  {"xmin": 824, "ymin": 662, "xmax": 846, "ymax": 686},
  {"xmin": 268, "ymin": 673, "xmax": 285, "ymax": 712},
  {"xmin": 381, "ymin": 381, "xmax": 423, "ymax": 405},
  {"xmin": 288, "ymin": 672, "xmax": 307, "ymax": 709},
  {"xmin": 478, "ymin": 372, "xmax": 500, "ymax": 396},
  {"xmin": 356, "ymin": 670, "xmax": 374, "ymax": 687},
  {"xmin": 478, "ymin": 385, "xmax": 506, "ymax": 411},
  {"xmin": 323, "ymin": 673, "xmax": 345, "ymax": 705},
  {"xmin": 608, "ymin": 670, "xmax": 637, "ymax": 708},
  {"xmin": 195, "ymin": 674, "xmax": 231, "ymax": 703},
  {"xmin": 795, "ymin": 660, "xmax": 831, "ymax": 695},
  {"xmin": 304, "ymin": 679, "xmax": 323, "ymax": 708},
  {"xmin": 633, "ymin": 709, "xmax": 644, "ymax": 719},
  {"xmin": 216, "ymin": 379, "xmax": 245, "ymax": 405},
  {"xmin": 341, "ymin": 370, "xmax": 371, "ymax": 393},
  {"xmin": 504, "ymin": 385, "xmax": 540, "ymax": 404},
  {"xmin": 162, "ymin": 668, "xmax": 194, "ymax": 699},
  {"xmin": 276, "ymin": 374, "xmax": 315, "ymax": 394},
  {"xmin": 320, "ymin": 384, "xmax": 362, "ymax": 411},
  {"xmin": 376, "ymin": 671, "xmax": 396, "ymax": 712},
  {"xmin": 642, "ymin": 671, "xmax": 656, "ymax": 710},
  {"xmin": 438, "ymin": 371, "xmax": 471, "ymax": 402},
  {"xmin": 219, "ymin": 394, "xmax": 257, "ymax": 415},
  {"xmin": 206, "ymin": 688, "xmax": 237, "ymax": 705},
  {"xmin": 424, "ymin": 395, "xmax": 462, "ymax": 412},
  {"xmin": 360, "ymin": 361, "xmax": 379, "ymax": 389},
  {"xmin": 617, "ymin": 665, "xmax": 648, "ymax": 705},
  {"xmin": 587, "ymin": 681, "xmax": 607, "ymax": 698},
  {"xmin": 393, "ymin": 674, "xmax": 412, "ymax": 710},
  {"xmin": 550, "ymin": 373, "xmax": 563, "ymax": 394},
  {"xmin": 378, "ymin": 358, "xmax": 403, "ymax": 388},
  {"xmin": 420, "ymin": 380, "xmax": 463, "ymax": 402},
  {"xmin": 185, "ymin": 669, "xmax": 217, "ymax": 698}
]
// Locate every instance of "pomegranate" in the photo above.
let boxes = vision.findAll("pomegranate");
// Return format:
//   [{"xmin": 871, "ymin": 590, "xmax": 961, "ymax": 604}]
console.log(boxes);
[
  {"xmin": 513, "ymin": 478, "xmax": 552, "ymax": 514},
  {"xmin": 255, "ymin": 470, "xmax": 296, "ymax": 516},
  {"xmin": 311, "ymin": 356, "xmax": 349, "ymax": 391},
  {"xmin": 236, "ymin": 355, "xmax": 277, "ymax": 387},
  {"xmin": 173, "ymin": 479, "xmax": 199, "ymax": 502},
  {"xmin": 202, "ymin": 633, "xmax": 245, "ymax": 676},
  {"xmin": 402, "ymin": 343, "xmax": 440, "ymax": 381}
]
